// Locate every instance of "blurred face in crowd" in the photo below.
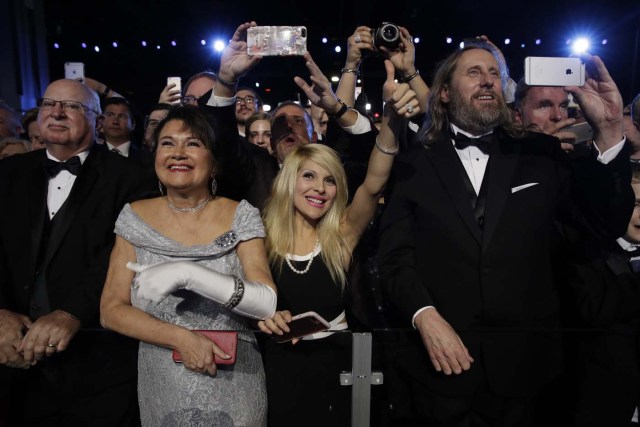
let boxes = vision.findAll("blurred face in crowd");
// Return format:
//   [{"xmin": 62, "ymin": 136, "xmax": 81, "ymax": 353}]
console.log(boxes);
[
  {"xmin": 0, "ymin": 142, "xmax": 28, "ymax": 159},
  {"xmin": 37, "ymin": 79, "xmax": 97, "ymax": 154},
  {"xmin": 247, "ymin": 119, "xmax": 272, "ymax": 154},
  {"xmin": 624, "ymin": 182, "xmax": 640, "ymax": 243},
  {"xmin": 144, "ymin": 108, "xmax": 170, "ymax": 149},
  {"xmin": 103, "ymin": 103, "xmax": 134, "ymax": 143},
  {"xmin": 516, "ymin": 87, "xmax": 570, "ymax": 132},
  {"xmin": 27, "ymin": 120, "xmax": 46, "ymax": 150},
  {"xmin": 235, "ymin": 89, "xmax": 260, "ymax": 125},
  {"xmin": 441, "ymin": 48, "xmax": 507, "ymax": 135},
  {"xmin": 184, "ymin": 77, "xmax": 216, "ymax": 105},
  {"xmin": 271, "ymin": 104, "xmax": 315, "ymax": 164},
  {"xmin": 0, "ymin": 108, "xmax": 21, "ymax": 139}
]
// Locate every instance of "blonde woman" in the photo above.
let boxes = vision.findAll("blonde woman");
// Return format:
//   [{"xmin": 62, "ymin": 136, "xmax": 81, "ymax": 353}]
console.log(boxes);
[{"xmin": 258, "ymin": 57, "xmax": 420, "ymax": 426}]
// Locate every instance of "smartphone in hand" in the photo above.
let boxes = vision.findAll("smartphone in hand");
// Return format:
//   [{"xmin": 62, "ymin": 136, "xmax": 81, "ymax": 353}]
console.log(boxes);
[
  {"xmin": 524, "ymin": 57, "xmax": 585, "ymax": 87},
  {"xmin": 247, "ymin": 26, "xmax": 307, "ymax": 56},
  {"xmin": 272, "ymin": 311, "xmax": 330, "ymax": 343},
  {"xmin": 560, "ymin": 121, "xmax": 593, "ymax": 144},
  {"xmin": 167, "ymin": 77, "xmax": 182, "ymax": 104}
]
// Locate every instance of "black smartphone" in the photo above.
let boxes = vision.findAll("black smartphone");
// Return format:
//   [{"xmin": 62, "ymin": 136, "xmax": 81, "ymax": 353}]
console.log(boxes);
[{"xmin": 272, "ymin": 311, "xmax": 330, "ymax": 343}]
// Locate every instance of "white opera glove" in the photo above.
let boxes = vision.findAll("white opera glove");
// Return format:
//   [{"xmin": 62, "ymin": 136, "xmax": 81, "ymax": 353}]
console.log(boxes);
[{"xmin": 127, "ymin": 261, "xmax": 277, "ymax": 320}]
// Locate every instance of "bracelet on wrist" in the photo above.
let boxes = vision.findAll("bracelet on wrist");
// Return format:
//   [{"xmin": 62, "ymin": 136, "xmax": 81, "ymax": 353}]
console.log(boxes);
[
  {"xmin": 328, "ymin": 99, "xmax": 349, "ymax": 119},
  {"xmin": 100, "ymin": 86, "xmax": 111, "ymax": 100},
  {"xmin": 375, "ymin": 135, "xmax": 399, "ymax": 155},
  {"xmin": 340, "ymin": 67, "xmax": 360, "ymax": 77},
  {"xmin": 401, "ymin": 70, "xmax": 420, "ymax": 83},
  {"xmin": 217, "ymin": 76, "xmax": 239, "ymax": 87}
]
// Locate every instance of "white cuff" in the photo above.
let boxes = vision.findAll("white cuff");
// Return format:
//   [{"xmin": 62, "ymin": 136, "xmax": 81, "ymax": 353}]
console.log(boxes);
[
  {"xmin": 595, "ymin": 136, "xmax": 626, "ymax": 164},
  {"xmin": 411, "ymin": 306, "xmax": 436, "ymax": 328},
  {"xmin": 341, "ymin": 111, "xmax": 372, "ymax": 135},
  {"xmin": 205, "ymin": 86, "xmax": 235, "ymax": 107}
]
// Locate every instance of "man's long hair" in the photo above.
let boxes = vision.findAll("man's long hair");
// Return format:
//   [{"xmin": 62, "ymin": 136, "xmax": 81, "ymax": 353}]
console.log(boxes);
[{"xmin": 418, "ymin": 40, "xmax": 524, "ymax": 145}]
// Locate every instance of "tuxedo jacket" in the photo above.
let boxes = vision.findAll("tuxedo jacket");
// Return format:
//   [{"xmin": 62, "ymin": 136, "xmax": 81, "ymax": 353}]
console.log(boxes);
[
  {"xmin": 378, "ymin": 128, "xmax": 633, "ymax": 398},
  {"xmin": 0, "ymin": 146, "xmax": 153, "ymax": 393}
]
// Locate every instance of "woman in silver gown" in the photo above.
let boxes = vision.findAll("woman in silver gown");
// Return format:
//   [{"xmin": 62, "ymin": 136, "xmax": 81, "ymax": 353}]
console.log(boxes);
[{"xmin": 100, "ymin": 106, "xmax": 276, "ymax": 426}]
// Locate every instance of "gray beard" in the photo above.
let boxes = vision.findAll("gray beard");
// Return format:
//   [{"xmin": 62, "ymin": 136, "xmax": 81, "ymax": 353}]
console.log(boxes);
[{"xmin": 448, "ymin": 91, "xmax": 509, "ymax": 135}]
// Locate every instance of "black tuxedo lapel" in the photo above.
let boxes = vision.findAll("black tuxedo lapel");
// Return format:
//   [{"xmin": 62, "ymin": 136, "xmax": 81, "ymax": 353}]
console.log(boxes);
[
  {"xmin": 28, "ymin": 150, "xmax": 49, "ymax": 273},
  {"xmin": 482, "ymin": 130, "xmax": 520, "ymax": 251},
  {"xmin": 426, "ymin": 137, "xmax": 482, "ymax": 243},
  {"xmin": 43, "ymin": 148, "xmax": 100, "ymax": 268}
]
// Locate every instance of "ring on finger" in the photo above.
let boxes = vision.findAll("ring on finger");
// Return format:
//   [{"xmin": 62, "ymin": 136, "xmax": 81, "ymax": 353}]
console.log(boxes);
[
  {"xmin": 47, "ymin": 343, "xmax": 57, "ymax": 349},
  {"xmin": 354, "ymin": 34, "xmax": 361, "ymax": 43},
  {"xmin": 405, "ymin": 104, "xmax": 414, "ymax": 114}
]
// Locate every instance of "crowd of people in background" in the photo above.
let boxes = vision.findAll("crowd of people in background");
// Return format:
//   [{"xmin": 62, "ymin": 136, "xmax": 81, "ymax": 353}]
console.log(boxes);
[{"xmin": 0, "ymin": 18, "xmax": 639, "ymax": 427}]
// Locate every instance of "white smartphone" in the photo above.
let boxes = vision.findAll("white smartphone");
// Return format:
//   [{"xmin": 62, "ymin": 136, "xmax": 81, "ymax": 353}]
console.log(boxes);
[
  {"xmin": 560, "ymin": 121, "xmax": 593, "ymax": 144},
  {"xmin": 524, "ymin": 57, "xmax": 585, "ymax": 87},
  {"xmin": 64, "ymin": 62, "xmax": 85, "ymax": 81},
  {"xmin": 247, "ymin": 26, "xmax": 307, "ymax": 56},
  {"xmin": 272, "ymin": 311, "xmax": 331, "ymax": 343},
  {"xmin": 167, "ymin": 77, "xmax": 182, "ymax": 104}
]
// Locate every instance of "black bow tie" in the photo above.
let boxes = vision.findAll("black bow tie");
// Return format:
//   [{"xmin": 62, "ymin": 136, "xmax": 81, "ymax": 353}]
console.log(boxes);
[
  {"xmin": 44, "ymin": 156, "xmax": 82, "ymax": 178},
  {"xmin": 452, "ymin": 131, "xmax": 493, "ymax": 154}
]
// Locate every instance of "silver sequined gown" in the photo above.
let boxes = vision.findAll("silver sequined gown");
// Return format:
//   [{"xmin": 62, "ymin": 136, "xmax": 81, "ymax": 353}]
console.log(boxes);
[{"xmin": 114, "ymin": 200, "xmax": 267, "ymax": 427}]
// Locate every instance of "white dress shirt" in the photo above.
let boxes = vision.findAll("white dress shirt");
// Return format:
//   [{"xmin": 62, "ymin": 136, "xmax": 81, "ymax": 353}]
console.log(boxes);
[
  {"xmin": 46, "ymin": 150, "xmax": 89, "ymax": 219},
  {"xmin": 106, "ymin": 141, "xmax": 131, "ymax": 157}
]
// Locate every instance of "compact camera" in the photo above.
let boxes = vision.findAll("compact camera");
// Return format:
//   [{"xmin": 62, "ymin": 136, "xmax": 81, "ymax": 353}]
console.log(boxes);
[{"xmin": 371, "ymin": 22, "xmax": 401, "ymax": 50}]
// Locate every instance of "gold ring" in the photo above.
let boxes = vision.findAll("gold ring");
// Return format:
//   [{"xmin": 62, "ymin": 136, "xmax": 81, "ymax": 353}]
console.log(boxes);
[{"xmin": 47, "ymin": 343, "xmax": 56, "ymax": 348}]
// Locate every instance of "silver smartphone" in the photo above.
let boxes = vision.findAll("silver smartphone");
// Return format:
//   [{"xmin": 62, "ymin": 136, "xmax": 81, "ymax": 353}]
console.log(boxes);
[
  {"xmin": 64, "ymin": 62, "xmax": 85, "ymax": 81},
  {"xmin": 247, "ymin": 26, "xmax": 307, "ymax": 56},
  {"xmin": 167, "ymin": 77, "xmax": 182, "ymax": 104},
  {"xmin": 524, "ymin": 57, "xmax": 585, "ymax": 87},
  {"xmin": 560, "ymin": 121, "xmax": 593, "ymax": 144}
]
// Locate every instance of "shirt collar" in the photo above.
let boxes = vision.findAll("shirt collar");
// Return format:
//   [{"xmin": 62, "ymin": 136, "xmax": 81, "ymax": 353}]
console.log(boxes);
[
  {"xmin": 450, "ymin": 123, "xmax": 494, "ymax": 140},
  {"xmin": 46, "ymin": 149, "xmax": 89, "ymax": 165},
  {"xmin": 106, "ymin": 140, "xmax": 131, "ymax": 156},
  {"xmin": 616, "ymin": 237, "xmax": 640, "ymax": 252}
]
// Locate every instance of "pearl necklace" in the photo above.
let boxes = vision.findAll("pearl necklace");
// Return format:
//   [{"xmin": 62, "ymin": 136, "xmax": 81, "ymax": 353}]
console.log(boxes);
[
  {"xmin": 168, "ymin": 195, "xmax": 211, "ymax": 213},
  {"xmin": 285, "ymin": 239, "xmax": 320, "ymax": 275}
]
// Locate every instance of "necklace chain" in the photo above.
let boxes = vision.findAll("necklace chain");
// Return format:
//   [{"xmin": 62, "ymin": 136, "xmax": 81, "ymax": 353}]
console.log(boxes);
[
  {"xmin": 167, "ymin": 195, "xmax": 211, "ymax": 213},
  {"xmin": 285, "ymin": 239, "xmax": 320, "ymax": 275}
]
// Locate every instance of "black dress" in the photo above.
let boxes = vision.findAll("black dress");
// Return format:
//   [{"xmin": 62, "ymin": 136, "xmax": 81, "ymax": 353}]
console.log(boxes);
[{"xmin": 264, "ymin": 249, "xmax": 352, "ymax": 427}]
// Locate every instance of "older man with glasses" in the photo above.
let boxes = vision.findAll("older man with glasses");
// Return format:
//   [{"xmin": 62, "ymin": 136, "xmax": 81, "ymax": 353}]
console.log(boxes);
[{"xmin": 0, "ymin": 79, "xmax": 151, "ymax": 425}]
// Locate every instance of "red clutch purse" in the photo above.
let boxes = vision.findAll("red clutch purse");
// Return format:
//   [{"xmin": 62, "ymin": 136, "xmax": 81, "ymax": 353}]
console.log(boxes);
[{"xmin": 172, "ymin": 330, "xmax": 238, "ymax": 365}]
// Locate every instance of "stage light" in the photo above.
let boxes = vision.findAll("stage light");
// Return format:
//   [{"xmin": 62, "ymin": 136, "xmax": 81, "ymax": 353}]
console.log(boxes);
[
  {"xmin": 94, "ymin": 46, "xmax": 100, "ymax": 52},
  {"xmin": 141, "ymin": 41, "xmax": 147, "ymax": 47},
  {"xmin": 602, "ymin": 39, "xmax": 608, "ymax": 45},
  {"xmin": 112, "ymin": 42, "xmax": 118, "ymax": 48},
  {"xmin": 459, "ymin": 41, "xmax": 464, "ymax": 49},
  {"xmin": 357, "ymin": 79, "xmax": 361, "ymax": 84},
  {"xmin": 521, "ymin": 43, "xmax": 525, "ymax": 48},
  {"xmin": 572, "ymin": 37, "xmax": 590, "ymax": 54},
  {"xmin": 171, "ymin": 40, "xmax": 177, "ymax": 47},
  {"xmin": 255, "ymin": 82, "xmax": 260, "ymax": 88},
  {"xmin": 263, "ymin": 104, "xmax": 271, "ymax": 112},
  {"xmin": 504, "ymin": 38, "xmax": 510, "ymax": 45},
  {"xmin": 365, "ymin": 103, "xmax": 371, "ymax": 111},
  {"xmin": 335, "ymin": 46, "xmax": 341, "ymax": 53},
  {"xmin": 53, "ymin": 43, "xmax": 59, "ymax": 49},
  {"xmin": 331, "ymin": 76, "xmax": 339, "ymax": 82},
  {"xmin": 414, "ymin": 37, "xmax": 420, "ymax": 44},
  {"xmin": 81, "ymin": 42, "xmax": 87, "ymax": 48},
  {"xmin": 535, "ymin": 39, "xmax": 541, "ymax": 45},
  {"xmin": 156, "ymin": 45, "xmax": 161, "ymax": 50},
  {"xmin": 322, "ymin": 37, "xmax": 328, "ymax": 43},
  {"xmin": 214, "ymin": 40, "xmax": 225, "ymax": 52},
  {"xmin": 446, "ymin": 37, "xmax": 452, "ymax": 44},
  {"xmin": 200, "ymin": 39, "xmax": 206, "ymax": 46}
]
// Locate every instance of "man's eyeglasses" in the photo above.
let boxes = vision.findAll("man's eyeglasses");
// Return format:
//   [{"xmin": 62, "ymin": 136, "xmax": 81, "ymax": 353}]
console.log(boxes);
[
  {"xmin": 182, "ymin": 96, "xmax": 198, "ymax": 105},
  {"xmin": 38, "ymin": 98, "xmax": 99, "ymax": 114},
  {"xmin": 235, "ymin": 96, "xmax": 258, "ymax": 105}
]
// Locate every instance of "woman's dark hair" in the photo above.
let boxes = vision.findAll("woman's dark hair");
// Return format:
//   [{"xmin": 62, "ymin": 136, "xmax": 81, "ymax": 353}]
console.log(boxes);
[{"xmin": 152, "ymin": 105, "xmax": 217, "ymax": 156}]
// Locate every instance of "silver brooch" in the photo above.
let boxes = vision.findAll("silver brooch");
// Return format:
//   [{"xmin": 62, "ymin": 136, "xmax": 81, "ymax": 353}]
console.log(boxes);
[{"xmin": 215, "ymin": 231, "xmax": 237, "ymax": 248}]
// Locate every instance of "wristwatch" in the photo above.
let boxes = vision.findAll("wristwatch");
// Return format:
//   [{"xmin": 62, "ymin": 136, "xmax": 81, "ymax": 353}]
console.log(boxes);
[{"xmin": 328, "ymin": 98, "xmax": 349, "ymax": 119}]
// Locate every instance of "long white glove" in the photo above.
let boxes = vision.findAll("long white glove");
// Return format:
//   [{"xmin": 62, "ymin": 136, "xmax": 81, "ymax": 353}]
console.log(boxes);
[{"xmin": 127, "ymin": 261, "xmax": 277, "ymax": 320}]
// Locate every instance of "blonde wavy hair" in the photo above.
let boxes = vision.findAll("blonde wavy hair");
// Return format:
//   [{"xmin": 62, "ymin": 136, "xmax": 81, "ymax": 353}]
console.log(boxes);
[{"xmin": 263, "ymin": 144, "xmax": 349, "ymax": 287}]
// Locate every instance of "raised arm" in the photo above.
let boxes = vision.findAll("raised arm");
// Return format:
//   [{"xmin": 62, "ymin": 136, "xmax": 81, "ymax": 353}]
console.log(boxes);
[{"xmin": 342, "ymin": 60, "xmax": 419, "ymax": 251}]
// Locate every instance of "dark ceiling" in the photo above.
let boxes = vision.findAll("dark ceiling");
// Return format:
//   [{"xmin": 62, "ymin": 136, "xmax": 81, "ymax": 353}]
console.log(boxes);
[{"xmin": 44, "ymin": 0, "xmax": 640, "ymax": 117}]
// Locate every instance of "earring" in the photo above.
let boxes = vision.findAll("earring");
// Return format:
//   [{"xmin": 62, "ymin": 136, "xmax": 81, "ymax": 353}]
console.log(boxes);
[
  {"xmin": 210, "ymin": 178, "xmax": 217, "ymax": 197},
  {"xmin": 158, "ymin": 181, "xmax": 165, "ymax": 196}
]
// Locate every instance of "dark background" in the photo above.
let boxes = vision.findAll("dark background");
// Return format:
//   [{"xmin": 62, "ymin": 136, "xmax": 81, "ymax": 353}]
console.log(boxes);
[{"xmin": 43, "ymin": 0, "xmax": 640, "ymax": 117}]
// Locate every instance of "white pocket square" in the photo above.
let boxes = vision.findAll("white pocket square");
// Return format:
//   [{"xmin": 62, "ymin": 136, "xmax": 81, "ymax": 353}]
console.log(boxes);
[{"xmin": 511, "ymin": 183, "xmax": 539, "ymax": 193}]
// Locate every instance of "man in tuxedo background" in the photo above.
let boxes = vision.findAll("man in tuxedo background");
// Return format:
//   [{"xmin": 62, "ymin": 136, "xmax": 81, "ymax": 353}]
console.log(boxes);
[
  {"xmin": 0, "ymin": 79, "xmax": 148, "ymax": 425},
  {"xmin": 378, "ymin": 40, "xmax": 632, "ymax": 426}
]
